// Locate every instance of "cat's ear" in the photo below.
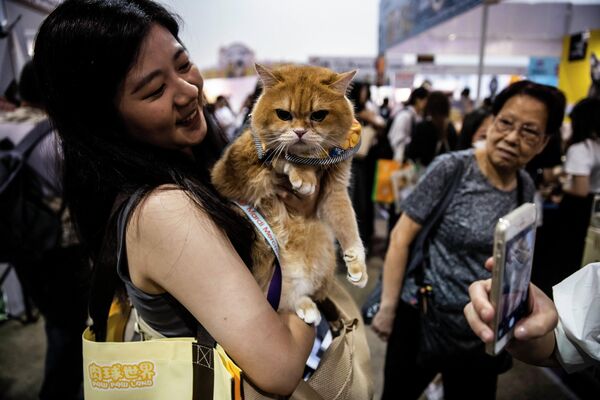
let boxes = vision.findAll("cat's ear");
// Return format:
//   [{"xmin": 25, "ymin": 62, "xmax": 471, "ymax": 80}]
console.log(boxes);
[
  {"xmin": 592, "ymin": 52, "xmax": 598, "ymax": 66},
  {"xmin": 330, "ymin": 70, "xmax": 357, "ymax": 95},
  {"xmin": 255, "ymin": 63, "xmax": 280, "ymax": 88}
]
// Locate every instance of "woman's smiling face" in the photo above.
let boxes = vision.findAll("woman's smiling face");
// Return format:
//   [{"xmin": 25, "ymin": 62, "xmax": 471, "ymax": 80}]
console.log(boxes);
[{"xmin": 117, "ymin": 24, "xmax": 206, "ymax": 153}]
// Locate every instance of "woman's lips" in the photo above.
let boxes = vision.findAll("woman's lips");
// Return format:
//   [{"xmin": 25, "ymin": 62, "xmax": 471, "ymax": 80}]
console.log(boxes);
[
  {"xmin": 496, "ymin": 147, "xmax": 517, "ymax": 160},
  {"xmin": 176, "ymin": 108, "xmax": 199, "ymax": 127}
]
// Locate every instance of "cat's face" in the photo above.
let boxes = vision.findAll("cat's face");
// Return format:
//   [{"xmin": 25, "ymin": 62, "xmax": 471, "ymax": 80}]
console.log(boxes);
[{"xmin": 251, "ymin": 64, "xmax": 355, "ymax": 157}]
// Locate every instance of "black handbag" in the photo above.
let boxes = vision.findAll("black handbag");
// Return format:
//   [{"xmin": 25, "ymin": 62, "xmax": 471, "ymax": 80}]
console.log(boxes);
[{"xmin": 361, "ymin": 154, "xmax": 465, "ymax": 324}]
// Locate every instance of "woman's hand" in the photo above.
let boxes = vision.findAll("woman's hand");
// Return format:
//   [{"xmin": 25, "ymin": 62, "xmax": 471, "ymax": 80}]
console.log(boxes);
[
  {"xmin": 275, "ymin": 173, "xmax": 321, "ymax": 218},
  {"xmin": 464, "ymin": 257, "xmax": 559, "ymax": 366},
  {"xmin": 371, "ymin": 305, "xmax": 396, "ymax": 342}
]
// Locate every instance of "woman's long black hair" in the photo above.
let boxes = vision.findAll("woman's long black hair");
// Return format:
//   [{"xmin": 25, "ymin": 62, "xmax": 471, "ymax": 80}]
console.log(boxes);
[
  {"xmin": 34, "ymin": 0, "xmax": 255, "ymax": 340},
  {"xmin": 457, "ymin": 107, "xmax": 491, "ymax": 150},
  {"xmin": 567, "ymin": 97, "xmax": 600, "ymax": 149}
]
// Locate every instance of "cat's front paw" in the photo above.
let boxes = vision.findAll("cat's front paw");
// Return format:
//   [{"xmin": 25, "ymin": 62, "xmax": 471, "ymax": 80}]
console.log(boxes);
[
  {"xmin": 343, "ymin": 247, "xmax": 368, "ymax": 288},
  {"xmin": 295, "ymin": 296, "xmax": 321, "ymax": 325},
  {"xmin": 284, "ymin": 163, "xmax": 316, "ymax": 196}
]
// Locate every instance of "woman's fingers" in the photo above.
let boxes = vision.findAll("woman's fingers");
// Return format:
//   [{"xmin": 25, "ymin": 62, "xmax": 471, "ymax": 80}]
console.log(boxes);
[
  {"xmin": 468, "ymin": 278, "xmax": 494, "ymax": 323},
  {"xmin": 484, "ymin": 256, "xmax": 494, "ymax": 272},
  {"xmin": 275, "ymin": 174, "xmax": 320, "ymax": 217},
  {"xmin": 464, "ymin": 302, "xmax": 494, "ymax": 343}
]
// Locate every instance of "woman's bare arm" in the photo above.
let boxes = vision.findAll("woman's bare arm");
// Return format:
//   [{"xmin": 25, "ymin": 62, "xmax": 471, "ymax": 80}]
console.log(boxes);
[
  {"xmin": 126, "ymin": 188, "xmax": 314, "ymax": 395},
  {"xmin": 563, "ymin": 175, "xmax": 590, "ymax": 197},
  {"xmin": 371, "ymin": 214, "xmax": 422, "ymax": 341}
]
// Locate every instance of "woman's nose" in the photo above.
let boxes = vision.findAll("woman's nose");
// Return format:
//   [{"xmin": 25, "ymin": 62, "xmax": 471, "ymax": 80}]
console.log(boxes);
[
  {"xmin": 174, "ymin": 78, "xmax": 199, "ymax": 106},
  {"xmin": 503, "ymin": 128, "xmax": 520, "ymax": 145}
]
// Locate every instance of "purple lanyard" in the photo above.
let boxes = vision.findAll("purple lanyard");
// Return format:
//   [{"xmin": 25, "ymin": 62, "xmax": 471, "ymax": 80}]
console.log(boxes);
[{"xmin": 234, "ymin": 202, "xmax": 282, "ymax": 310}]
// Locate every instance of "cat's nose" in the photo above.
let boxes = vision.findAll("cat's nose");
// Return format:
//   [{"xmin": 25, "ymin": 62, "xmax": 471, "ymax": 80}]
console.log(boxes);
[{"xmin": 294, "ymin": 129, "xmax": 307, "ymax": 138}]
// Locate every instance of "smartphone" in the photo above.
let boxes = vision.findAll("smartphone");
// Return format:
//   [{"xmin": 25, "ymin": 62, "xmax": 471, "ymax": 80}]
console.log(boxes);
[{"xmin": 487, "ymin": 202, "xmax": 537, "ymax": 356}]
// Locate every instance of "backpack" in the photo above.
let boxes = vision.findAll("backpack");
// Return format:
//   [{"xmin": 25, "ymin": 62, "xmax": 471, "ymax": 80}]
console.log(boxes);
[{"xmin": 0, "ymin": 118, "xmax": 62, "ymax": 264}]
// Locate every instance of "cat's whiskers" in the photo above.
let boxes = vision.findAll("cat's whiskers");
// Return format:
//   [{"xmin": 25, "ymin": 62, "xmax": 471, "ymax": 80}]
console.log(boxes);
[
  {"xmin": 314, "ymin": 143, "xmax": 329, "ymax": 158},
  {"xmin": 271, "ymin": 143, "xmax": 286, "ymax": 165},
  {"xmin": 265, "ymin": 142, "xmax": 286, "ymax": 164}
]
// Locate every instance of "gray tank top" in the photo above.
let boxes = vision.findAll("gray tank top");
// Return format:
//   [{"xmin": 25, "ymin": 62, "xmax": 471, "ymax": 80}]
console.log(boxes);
[{"xmin": 115, "ymin": 192, "xmax": 195, "ymax": 338}]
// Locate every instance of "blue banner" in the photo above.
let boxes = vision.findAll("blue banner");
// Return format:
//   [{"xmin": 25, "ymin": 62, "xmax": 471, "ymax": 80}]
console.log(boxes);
[
  {"xmin": 379, "ymin": 0, "xmax": 483, "ymax": 53},
  {"xmin": 527, "ymin": 57, "xmax": 560, "ymax": 87}
]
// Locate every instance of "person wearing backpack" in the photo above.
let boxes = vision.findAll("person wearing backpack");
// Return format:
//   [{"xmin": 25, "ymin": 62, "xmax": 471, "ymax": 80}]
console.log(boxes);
[
  {"xmin": 0, "ymin": 61, "xmax": 90, "ymax": 400},
  {"xmin": 387, "ymin": 87, "xmax": 429, "ymax": 164},
  {"xmin": 371, "ymin": 81, "xmax": 565, "ymax": 399}
]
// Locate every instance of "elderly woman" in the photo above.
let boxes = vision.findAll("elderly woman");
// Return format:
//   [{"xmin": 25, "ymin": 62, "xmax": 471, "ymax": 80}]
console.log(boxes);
[{"xmin": 371, "ymin": 81, "xmax": 565, "ymax": 400}]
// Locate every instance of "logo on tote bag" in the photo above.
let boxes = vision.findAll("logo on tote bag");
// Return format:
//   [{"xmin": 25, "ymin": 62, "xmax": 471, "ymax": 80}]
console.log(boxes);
[{"xmin": 88, "ymin": 361, "xmax": 156, "ymax": 389}]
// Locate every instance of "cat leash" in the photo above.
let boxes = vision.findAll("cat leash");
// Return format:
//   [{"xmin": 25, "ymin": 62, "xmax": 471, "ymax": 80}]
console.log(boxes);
[
  {"xmin": 250, "ymin": 119, "xmax": 363, "ymax": 167},
  {"xmin": 233, "ymin": 202, "xmax": 282, "ymax": 311}
]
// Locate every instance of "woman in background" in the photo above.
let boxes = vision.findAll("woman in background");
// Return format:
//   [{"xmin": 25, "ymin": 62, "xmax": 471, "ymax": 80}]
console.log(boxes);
[
  {"xmin": 405, "ymin": 91, "xmax": 458, "ymax": 168},
  {"xmin": 456, "ymin": 107, "xmax": 493, "ymax": 150},
  {"xmin": 558, "ymin": 97, "xmax": 600, "ymax": 274}
]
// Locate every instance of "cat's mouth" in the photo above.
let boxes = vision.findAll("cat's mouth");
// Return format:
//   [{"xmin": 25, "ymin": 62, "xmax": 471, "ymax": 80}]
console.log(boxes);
[{"xmin": 287, "ymin": 141, "xmax": 326, "ymax": 157}]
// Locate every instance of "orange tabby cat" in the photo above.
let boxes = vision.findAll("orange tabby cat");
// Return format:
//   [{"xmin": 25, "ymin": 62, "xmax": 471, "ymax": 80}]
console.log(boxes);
[{"xmin": 212, "ymin": 64, "xmax": 367, "ymax": 324}]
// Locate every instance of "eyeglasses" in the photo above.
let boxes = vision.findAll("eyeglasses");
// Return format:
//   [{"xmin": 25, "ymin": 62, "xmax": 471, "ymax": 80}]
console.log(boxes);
[{"xmin": 493, "ymin": 117, "xmax": 545, "ymax": 146}]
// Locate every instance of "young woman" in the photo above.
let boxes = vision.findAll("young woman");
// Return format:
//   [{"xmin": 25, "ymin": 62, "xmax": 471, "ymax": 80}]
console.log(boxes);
[
  {"xmin": 371, "ymin": 80, "xmax": 565, "ymax": 399},
  {"xmin": 33, "ymin": 0, "xmax": 315, "ymax": 395},
  {"xmin": 558, "ymin": 97, "xmax": 600, "ymax": 274},
  {"xmin": 404, "ymin": 91, "xmax": 458, "ymax": 168}
]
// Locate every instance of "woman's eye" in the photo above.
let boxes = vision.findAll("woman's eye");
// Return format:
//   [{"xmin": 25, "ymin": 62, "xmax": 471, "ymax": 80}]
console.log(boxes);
[
  {"xmin": 310, "ymin": 110, "xmax": 329, "ymax": 122},
  {"xmin": 275, "ymin": 109, "xmax": 293, "ymax": 121},
  {"xmin": 144, "ymin": 85, "xmax": 165, "ymax": 100},
  {"xmin": 179, "ymin": 61, "xmax": 192, "ymax": 73},
  {"xmin": 498, "ymin": 118, "xmax": 512, "ymax": 129}
]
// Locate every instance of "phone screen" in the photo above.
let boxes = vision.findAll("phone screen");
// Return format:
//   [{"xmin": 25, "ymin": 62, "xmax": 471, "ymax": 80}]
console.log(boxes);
[{"xmin": 495, "ymin": 224, "xmax": 536, "ymax": 343}]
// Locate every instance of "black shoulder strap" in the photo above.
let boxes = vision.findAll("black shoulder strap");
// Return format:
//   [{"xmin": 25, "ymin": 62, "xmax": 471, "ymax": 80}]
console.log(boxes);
[
  {"xmin": 516, "ymin": 170, "xmax": 524, "ymax": 206},
  {"xmin": 15, "ymin": 118, "xmax": 53, "ymax": 157},
  {"xmin": 115, "ymin": 188, "xmax": 216, "ymax": 348},
  {"xmin": 407, "ymin": 154, "xmax": 466, "ymax": 277}
]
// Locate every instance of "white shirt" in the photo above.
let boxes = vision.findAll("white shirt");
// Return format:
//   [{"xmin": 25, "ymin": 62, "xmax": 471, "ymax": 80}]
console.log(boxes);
[
  {"xmin": 564, "ymin": 139, "xmax": 600, "ymax": 193},
  {"xmin": 387, "ymin": 106, "xmax": 420, "ymax": 162},
  {"xmin": 553, "ymin": 262, "xmax": 600, "ymax": 373}
]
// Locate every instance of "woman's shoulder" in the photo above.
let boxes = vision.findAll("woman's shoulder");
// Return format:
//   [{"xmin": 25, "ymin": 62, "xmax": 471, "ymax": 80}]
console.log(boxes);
[
  {"xmin": 568, "ymin": 138, "xmax": 599, "ymax": 154},
  {"xmin": 134, "ymin": 185, "xmax": 194, "ymax": 219},
  {"xmin": 429, "ymin": 149, "xmax": 473, "ymax": 172},
  {"xmin": 130, "ymin": 185, "xmax": 214, "ymax": 242}
]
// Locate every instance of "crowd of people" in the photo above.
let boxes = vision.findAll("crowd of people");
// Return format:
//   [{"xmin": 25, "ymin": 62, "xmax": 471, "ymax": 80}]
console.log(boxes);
[{"xmin": 1, "ymin": 1, "xmax": 599, "ymax": 399}]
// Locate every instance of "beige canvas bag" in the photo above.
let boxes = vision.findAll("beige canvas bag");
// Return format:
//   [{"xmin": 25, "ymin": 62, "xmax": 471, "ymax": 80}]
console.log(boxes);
[{"xmin": 243, "ymin": 280, "xmax": 374, "ymax": 400}]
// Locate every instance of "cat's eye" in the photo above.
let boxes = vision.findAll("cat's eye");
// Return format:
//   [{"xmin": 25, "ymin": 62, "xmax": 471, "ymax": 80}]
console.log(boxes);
[
  {"xmin": 310, "ymin": 110, "xmax": 329, "ymax": 122},
  {"xmin": 275, "ymin": 109, "xmax": 293, "ymax": 121}
]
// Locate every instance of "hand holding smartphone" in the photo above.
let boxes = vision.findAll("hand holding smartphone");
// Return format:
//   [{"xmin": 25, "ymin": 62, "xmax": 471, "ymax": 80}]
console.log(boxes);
[{"xmin": 487, "ymin": 203, "xmax": 537, "ymax": 356}]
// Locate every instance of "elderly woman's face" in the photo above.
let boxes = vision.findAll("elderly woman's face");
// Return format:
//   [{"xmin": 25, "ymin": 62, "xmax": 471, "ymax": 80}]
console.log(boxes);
[{"xmin": 485, "ymin": 95, "xmax": 549, "ymax": 171}]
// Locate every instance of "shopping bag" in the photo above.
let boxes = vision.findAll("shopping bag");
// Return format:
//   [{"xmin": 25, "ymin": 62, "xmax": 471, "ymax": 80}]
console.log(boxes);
[
  {"xmin": 372, "ymin": 159, "xmax": 402, "ymax": 204},
  {"xmin": 83, "ymin": 327, "xmax": 240, "ymax": 400},
  {"xmin": 243, "ymin": 280, "xmax": 374, "ymax": 400}
]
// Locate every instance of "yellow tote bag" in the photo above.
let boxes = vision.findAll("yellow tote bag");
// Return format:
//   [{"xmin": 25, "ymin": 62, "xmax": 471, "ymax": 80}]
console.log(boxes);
[
  {"xmin": 372, "ymin": 159, "xmax": 402, "ymax": 204},
  {"xmin": 83, "ymin": 327, "xmax": 240, "ymax": 400}
]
